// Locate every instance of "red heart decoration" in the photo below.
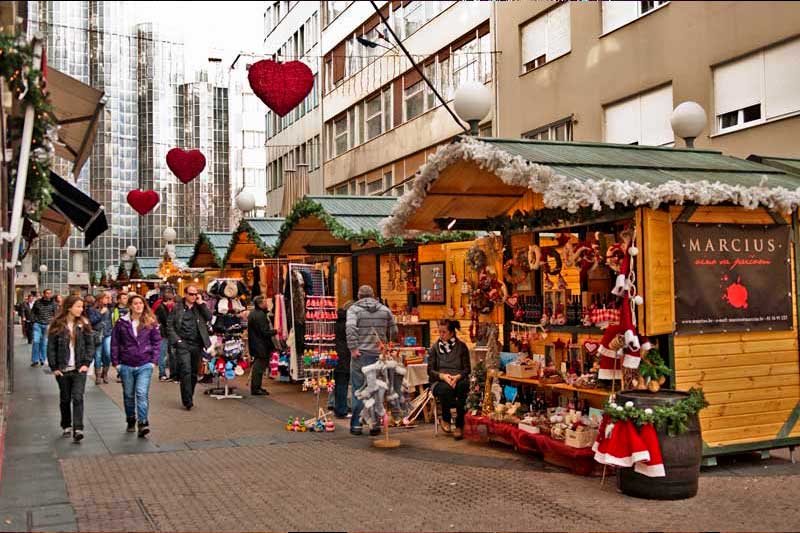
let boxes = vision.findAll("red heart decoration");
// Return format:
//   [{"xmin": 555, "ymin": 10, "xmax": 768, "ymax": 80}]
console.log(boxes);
[
  {"xmin": 248, "ymin": 59, "xmax": 313, "ymax": 117},
  {"xmin": 583, "ymin": 341, "xmax": 599, "ymax": 354},
  {"xmin": 127, "ymin": 189, "xmax": 160, "ymax": 216},
  {"xmin": 167, "ymin": 148, "xmax": 206, "ymax": 184}
]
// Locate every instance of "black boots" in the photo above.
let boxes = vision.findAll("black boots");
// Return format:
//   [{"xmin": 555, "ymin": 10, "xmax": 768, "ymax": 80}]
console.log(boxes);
[
  {"xmin": 137, "ymin": 422, "xmax": 150, "ymax": 438},
  {"xmin": 126, "ymin": 418, "xmax": 136, "ymax": 433}
]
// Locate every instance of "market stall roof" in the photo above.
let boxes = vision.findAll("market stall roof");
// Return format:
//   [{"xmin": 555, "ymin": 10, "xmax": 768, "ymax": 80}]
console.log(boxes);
[
  {"xmin": 134, "ymin": 257, "xmax": 161, "ymax": 278},
  {"xmin": 189, "ymin": 231, "xmax": 235, "ymax": 268},
  {"xmin": 748, "ymin": 155, "xmax": 800, "ymax": 177},
  {"xmin": 47, "ymin": 67, "xmax": 106, "ymax": 178},
  {"xmin": 222, "ymin": 217, "xmax": 285, "ymax": 268},
  {"xmin": 381, "ymin": 137, "xmax": 800, "ymax": 236},
  {"xmin": 174, "ymin": 244, "xmax": 194, "ymax": 265}
]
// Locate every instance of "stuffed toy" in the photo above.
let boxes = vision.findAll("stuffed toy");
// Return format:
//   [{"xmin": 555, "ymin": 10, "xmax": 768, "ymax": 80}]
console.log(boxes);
[{"xmin": 215, "ymin": 280, "xmax": 246, "ymax": 315}]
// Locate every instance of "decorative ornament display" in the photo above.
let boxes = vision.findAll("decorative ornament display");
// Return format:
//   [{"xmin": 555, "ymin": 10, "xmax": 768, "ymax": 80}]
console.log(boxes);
[
  {"xmin": 166, "ymin": 148, "xmax": 206, "ymax": 184},
  {"xmin": 126, "ymin": 189, "xmax": 160, "ymax": 216},
  {"xmin": 247, "ymin": 59, "xmax": 314, "ymax": 117}
]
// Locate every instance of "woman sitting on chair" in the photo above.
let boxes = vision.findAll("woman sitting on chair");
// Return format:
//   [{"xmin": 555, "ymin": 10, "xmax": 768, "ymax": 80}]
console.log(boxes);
[{"xmin": 427, "ymin": 319, "xmax": 471, "ymax": 440}]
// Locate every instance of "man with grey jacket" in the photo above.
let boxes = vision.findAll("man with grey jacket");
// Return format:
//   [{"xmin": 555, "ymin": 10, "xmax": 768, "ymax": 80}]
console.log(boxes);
[{"xmin": 346, "ymin": 285, "xmax": 398, "ymax": 436}]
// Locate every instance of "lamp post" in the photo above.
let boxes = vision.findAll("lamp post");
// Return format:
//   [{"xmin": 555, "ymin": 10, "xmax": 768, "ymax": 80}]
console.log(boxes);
[
  {"xmin": 236, "ymin": 191, "xmax": 256, "ymax": 214},
  {"xmin": 670, "ymin": 102, "xmax": 707, "ymax": 148},
  {"xmin": 162, "ymin": 227, "xmax": 177, "ymax": 243},
  {"xmin": 453, "ymin": 81, "xmax": 492, "ymax": 136}
]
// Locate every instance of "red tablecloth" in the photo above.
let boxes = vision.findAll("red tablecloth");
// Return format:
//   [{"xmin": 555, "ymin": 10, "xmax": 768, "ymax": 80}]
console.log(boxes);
[{"xmin": 464, "ymin": 414, "xmax": 603, "ymax": 476}]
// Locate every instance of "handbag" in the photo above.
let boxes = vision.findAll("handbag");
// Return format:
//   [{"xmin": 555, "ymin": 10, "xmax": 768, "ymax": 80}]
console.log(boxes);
[{"xmin": 92, "ymin": 322, "xmax": 104, "ymax": 346}]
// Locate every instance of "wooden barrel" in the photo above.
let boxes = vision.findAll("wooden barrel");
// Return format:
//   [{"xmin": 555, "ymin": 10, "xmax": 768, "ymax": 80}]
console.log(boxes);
[{"xmin": 616, "ymin": 389, "xmax": 702, "ymax": 500}]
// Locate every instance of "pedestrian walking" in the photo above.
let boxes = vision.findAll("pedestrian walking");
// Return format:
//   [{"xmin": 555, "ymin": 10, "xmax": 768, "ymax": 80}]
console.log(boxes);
[
  {"xmin": 111, "ymin": 292, "xmax": 130, "ymax": 382},
  {"xmin": 247, "ymin": 295, "xmax": 277, "ymax": 396},
  {"xmin": 154, "ymin": 289, "xmax": 176, "ymax": 381},
  {"xmin": 333, "ymin": 302, "xmax": 353, "ymax": 419},
  {"xmin": 31, "ymin": 289, "xmax": 58, "ymax": 366},
  {"xmin": 346, "ymin": 285, "xmax": 398, "ymax": 436},
  {"xmin": 428, "ymin": 320, "xmax": 471, "ymax": 440},
  {"xmin": 90, "ymin": 292, "xmax": 114, "ymax": 384},
  {"xmin": 166, "ymin": 284, "xmax": 212, "ymax": 410},
  {"xmin": 111, "ymin": 294, "xmax": 161, "ymax": 437},
  {"xmin": 46, "ymin": 295, "xmax": 94, "ymax": 442},
  {"xmin": 24, "ymin": 292, "xmax": 36, "ymax": 343}
]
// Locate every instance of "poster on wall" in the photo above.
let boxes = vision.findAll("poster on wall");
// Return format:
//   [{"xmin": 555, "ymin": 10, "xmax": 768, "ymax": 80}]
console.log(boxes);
[{"xmin": 673, "ymin": 223, "xmax": 792, "ymax": 334}]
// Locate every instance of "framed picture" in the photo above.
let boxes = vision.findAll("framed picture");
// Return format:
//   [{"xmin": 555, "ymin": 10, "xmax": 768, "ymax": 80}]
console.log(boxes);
[{"xmin": 419, "ymin": 262, "xmax": 446, "ymax": 304}]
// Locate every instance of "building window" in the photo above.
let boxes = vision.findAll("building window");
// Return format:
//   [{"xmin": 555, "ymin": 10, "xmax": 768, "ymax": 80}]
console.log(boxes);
[
  {"xmin": 602, "ymin": 0, "xmax": 668, "ymax": 34},
  {"xmin": 713, "ymin": 38, "xmax": 800, "ymax": 133},
  {"xmin": 404, "ymin": 1, "xmax": 426, "ymax": 36},
  {"xmin": 383, "ymin": 171, "xmax": 393, "ymax": 195},
  {"xmin": 452, "ymin": 38, "xmax": 478, "ymax": 91},
  {"xmin": 334, "ymin": 115, "xmax": 349, "ymax": 156},
  {"xmin": 521, "ymin": 4, "xmax": 570, "ymax": 73},
  {"xmin": 335, "ymin": 184, "xmax": 348, "ymax": 195},
  {"xmin": 367, "ymin": 178, "xmax": 383, "ymax": 195},
  {"xmin": 359, "ymin": 180, "xmax": 366, "ymax": 195},
  {"xmin": 604, "ymin": 84, "xmax": 673, "ymax": 146},
  {"xmin": 365, "ymin": 93, "xmax": 383, "ymax": 140},
  {"xmin": 523, "ymin": 117, "xmax": 573, "ymax": 141},
  {"xmin": 479, "ymin": 122, "xmax": 493, "ymax": 137},
  {"xmin": 325, "ymin": 0, "xmax": 348, "ymax": 26},
  {"xmin": 404, "ymin": 81, "xmax": 425, "ymax": 121}
]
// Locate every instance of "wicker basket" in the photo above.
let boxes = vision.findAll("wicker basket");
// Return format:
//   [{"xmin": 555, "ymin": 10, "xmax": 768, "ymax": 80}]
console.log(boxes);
[{"xmin": 565, "ymin": 428, "xmax": 598, "ymax": 448}]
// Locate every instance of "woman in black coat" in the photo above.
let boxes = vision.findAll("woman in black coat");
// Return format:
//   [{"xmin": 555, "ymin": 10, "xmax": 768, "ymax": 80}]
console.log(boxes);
[
  {"xmin": 47, "ymin": 295, "xmax": 95, "ymax": 442},
  {"xmin": 427, "ymin": 319, "xmax": 471, "ymax": 439}
]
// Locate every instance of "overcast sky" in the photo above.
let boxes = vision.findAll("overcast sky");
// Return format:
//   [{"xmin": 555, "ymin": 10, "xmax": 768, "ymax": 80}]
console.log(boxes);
[{"xmin": 134, "ymin": 1, "xmax": 265, "ymax": 70}]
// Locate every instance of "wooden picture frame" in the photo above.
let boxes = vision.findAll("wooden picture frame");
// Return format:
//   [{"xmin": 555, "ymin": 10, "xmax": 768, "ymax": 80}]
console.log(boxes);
[{"xmin": 419, "ymin": 262, "xmax": 446, "ymax": 304}]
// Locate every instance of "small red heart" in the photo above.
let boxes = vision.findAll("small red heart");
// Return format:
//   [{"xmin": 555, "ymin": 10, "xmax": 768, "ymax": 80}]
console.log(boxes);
[
  {"xmin": 248, "ymin": 59, "xmax": 313, "ymax": 117},
  {"xmin": 167, "ymin": 148, "xmax": 206, "ymax": 184},
  {"xmin": 127, "ymin": 189, "xmax": 159, "ymax": 216}
]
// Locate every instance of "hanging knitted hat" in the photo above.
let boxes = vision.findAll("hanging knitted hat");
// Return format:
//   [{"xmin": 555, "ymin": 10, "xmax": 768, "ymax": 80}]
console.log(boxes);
[{"xmin": 634, "ymin": 422, "xmax": 666, "ymax": 477}]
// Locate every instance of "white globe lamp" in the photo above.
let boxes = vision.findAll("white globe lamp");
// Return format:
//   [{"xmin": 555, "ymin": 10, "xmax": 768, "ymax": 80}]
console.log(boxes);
[
  {"xmin": 162, "ymin": 227, "xmax": 177, "ymax": 243},
  {"xmin": 236, "ymin": 191, "xmax": 256, "ymax": 213},
  {"xmin": 453, "ymin": 81, "xmax": 492, "ymax": 135},
  {"xmin": 39, "ymin": 264, "xmax": 48, "ymax": 273},
  {"xmin": 126, "ymin": 245, "xmax": 137, "ymax": 258},
  {"xmin": 670, "ymin": 102, "xmax": 707, "ymax": 148}
]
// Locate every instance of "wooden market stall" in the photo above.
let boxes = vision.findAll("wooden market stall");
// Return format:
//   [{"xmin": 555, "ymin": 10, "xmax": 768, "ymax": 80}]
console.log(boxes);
[
  {"xmin": 382, "ymin": 136, "xmax": 800, "ymax": 464},
  {"xmin": 188, "ymin": 231, "xmax": 235, "ymax": 286},
  {"xmin": 221, "ymin": 217, "xmax": 284, "ymax": 283}
]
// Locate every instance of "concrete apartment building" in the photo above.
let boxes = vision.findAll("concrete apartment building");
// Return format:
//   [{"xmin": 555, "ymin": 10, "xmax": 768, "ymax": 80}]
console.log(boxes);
[{"xmin": 494, "ymin": 1, "xmax": 800, "ymax": 156}]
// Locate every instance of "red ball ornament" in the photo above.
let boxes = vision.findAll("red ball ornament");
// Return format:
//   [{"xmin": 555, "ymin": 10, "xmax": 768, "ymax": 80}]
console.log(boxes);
[
  {"xmin": 248, "ymin": 59, "xmax": 314, "ymax": 117},
  {"xmin": 126, "ymin": 189, "xmax": 159, "ymax": 216},
  {"xmin": 166, "ymin": 148, "xmax": 206, "ymax": 184}
]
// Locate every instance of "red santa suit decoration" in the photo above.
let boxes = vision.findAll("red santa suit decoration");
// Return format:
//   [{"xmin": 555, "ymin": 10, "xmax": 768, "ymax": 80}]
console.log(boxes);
[{"xmin": 593, "ymin": 403, "xmax": 666, "ymax": 477}]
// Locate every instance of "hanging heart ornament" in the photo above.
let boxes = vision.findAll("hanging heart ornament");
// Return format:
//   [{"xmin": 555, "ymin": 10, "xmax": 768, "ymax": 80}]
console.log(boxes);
[
  {"xmin": 126, "ymin": 189, "xmax": 160, "ymax": 216},
  {"xmin": 248, "ymin": 59, "xmax": 314, "ymax": 117},
  {"xmin": 166, "ymin": 148, "xmax": 206, "ymax": 184}
]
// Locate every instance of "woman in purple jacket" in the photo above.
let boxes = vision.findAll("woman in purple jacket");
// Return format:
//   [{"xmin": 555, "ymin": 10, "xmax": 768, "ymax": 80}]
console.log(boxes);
[{"xmin": 111, "ymin": 294, "xmax": 161, "ymax": 437}]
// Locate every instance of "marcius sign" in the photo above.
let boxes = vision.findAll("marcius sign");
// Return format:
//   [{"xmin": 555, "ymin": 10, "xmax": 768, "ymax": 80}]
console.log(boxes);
[{"xmin": 673, "ymin": 223, "xmax": 792, "ymax": 334}]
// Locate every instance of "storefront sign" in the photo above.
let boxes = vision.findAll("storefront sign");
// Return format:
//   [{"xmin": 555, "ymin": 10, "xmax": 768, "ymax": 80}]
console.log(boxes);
[{"xmin": 673, "ymin": 223, "xmax": 792, "ymax": 334}]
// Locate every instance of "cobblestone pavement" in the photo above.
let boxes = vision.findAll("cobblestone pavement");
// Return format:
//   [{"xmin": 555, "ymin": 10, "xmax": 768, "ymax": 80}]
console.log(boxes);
[{"xmin": 2, "ymin": 329, "xmax": 800, "ymax": 532}]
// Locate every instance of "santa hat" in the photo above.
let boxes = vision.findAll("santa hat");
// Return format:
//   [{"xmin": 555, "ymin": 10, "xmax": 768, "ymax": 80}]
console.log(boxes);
[
  {"xmin": 634, "ymin": 423, "xmax": 666, "ymax": 477},
  {"xmin": 597, "ymin": 324, "xmax": 624, "ymax": 380}
]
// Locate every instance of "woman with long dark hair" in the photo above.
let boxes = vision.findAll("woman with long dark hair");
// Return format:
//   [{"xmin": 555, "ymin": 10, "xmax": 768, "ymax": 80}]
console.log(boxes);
[
  {"xmin": 427, "ymin": 319, "xmax": 471, "ymax": 440},
  {"xmin": 111, "ymin": 294, "xmax": 161, "ymax": 437},
  {"xmin": 47, "ymin": 295, "xmax": 95, "ymax": 442}
]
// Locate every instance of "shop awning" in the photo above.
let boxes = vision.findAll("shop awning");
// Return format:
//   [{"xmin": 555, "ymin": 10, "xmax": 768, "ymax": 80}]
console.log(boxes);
[
  {"xmin": 189, "ymin": 231, "xmax": 235, "ymax": 268},
  {"xmin": 47, "ymin": 67, "xmax": 105, "ymax": 178},
  {"xmin": 222, "ymin": 217, "xmax": 285, "ymax": 268},
  {"xmin": 382, "ymin": 137, "xmax": 800, "ymax": 236},
  {"xmin": 40, "ymin": 171, "xmax": 108, "ymax": 247}
]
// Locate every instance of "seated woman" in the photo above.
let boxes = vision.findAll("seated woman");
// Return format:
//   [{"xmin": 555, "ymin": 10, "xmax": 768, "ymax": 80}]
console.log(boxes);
[{"xmin": 427, "ymin": 320, "xmax": 471, "ymax": 440}]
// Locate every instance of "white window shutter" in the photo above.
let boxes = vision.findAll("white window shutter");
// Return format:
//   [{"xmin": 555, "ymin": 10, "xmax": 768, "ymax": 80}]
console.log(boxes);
[
  {"xmin": 521, "ymin": 16, "xmax": 546, "ymax": 65},
  {"xmin": 764, "ymin": 38, "xmax": 800, "ymax": 119},
  {"xmin": 640, "ymin": 84, "xmax": 674, "ymax": 146},
  {"xmin": 546, "ymin": 4, "xmax": 571, "ymax": 61},
  {"xmin": 602, "ymin": 1, "xmax": 638, "ymax": 34},
  {"xmin": 713, "ymin": 53, "xmax": 763, "ymax": 116},
  {"xmin": 605, "ymin": 97, "xmax": 640, "ymax": 144}
]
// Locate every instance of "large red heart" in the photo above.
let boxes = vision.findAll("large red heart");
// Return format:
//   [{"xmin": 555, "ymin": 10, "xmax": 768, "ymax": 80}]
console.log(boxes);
[
  {"xmin": 167, "ymin": 148, "xmax": 206, "ymax": 184},
  {"xmin": 127, "ymin": 189, "xmax": 159, "ymax": 216},
  {"xmin": 248, "ymin": 59, "xmax": 313, "ymax": 117}
]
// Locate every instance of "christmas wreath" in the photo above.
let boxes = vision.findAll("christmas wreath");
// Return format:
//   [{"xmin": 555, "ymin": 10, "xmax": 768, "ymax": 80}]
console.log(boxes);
[{"xmin": 603, "ymin": 388, "xmax": 708, "ymax": 436}]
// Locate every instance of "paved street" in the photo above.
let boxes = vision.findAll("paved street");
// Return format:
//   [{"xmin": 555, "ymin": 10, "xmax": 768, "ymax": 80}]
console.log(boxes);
[{"xmin": 1, "ymin": 327, "xmax": 799, "ymax": 532}]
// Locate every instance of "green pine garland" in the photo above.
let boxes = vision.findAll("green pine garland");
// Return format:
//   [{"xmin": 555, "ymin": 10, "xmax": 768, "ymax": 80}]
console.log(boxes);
[
  {"xmin": 1, "ymin": 34, "xmax": 57, "ymax": 219},
  {"xmin": 486, "ymin": 205, "xmax": 635, "ymax": 233},
  {"xmin": 604, "ymin": 388, "xmax": 709, "ymax": 437},
  {"xmin": 192, "ymin": 232, "xmax": 226, "ymax": 267}
]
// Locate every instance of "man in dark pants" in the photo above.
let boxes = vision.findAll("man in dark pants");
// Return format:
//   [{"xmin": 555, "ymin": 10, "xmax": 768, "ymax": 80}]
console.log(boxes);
[
  {"xmin": 166, "ymin": 284, "xmax": 212, "ymax": 410},
  {"xmin": 247, "ymin": 295, "xmax": 277, "ymax": 396}
]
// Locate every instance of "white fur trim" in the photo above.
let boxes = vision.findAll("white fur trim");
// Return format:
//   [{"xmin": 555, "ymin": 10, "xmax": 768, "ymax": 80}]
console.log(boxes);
[
  {"xmin": 634, "ymin": 462, "xmax": 666, "ymax": 477},
  {"xmin": 376, "ymin": 379, "xmax": 388, "ymax": 390},
  {"xmin": 624, "ymin": 329, "xmax": 640, "ymax": 351},
  {"xmin": 630, "ymin": 450, "xmax": 651, "ymax": 463},
  {"xmin": 641, "ymin": 341, "xmax": 652, "ymax": 352},
  {"xmin": 611, "ymin": 274, "xmax": 627, "ymax": 297},
  {"xmin": 623, "ymin": 353, "xmax": 642, "ymax": 369},
  {"xmin": 594, "ymin": 451, "xmax": 634, "ymax": 468},
  {"xmin": 598, "ymin": 368, "xmax": 622, "ymax": 380},
  {"xmin": 598, "ymin": 346, "xmax": 621, "ymax": 359},
  {"xmin": 381, "ymin": 136, "xmax": 800, "ymax": 237}
]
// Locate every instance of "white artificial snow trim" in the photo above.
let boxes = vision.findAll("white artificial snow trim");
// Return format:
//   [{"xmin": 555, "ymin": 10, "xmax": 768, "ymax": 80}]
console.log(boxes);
[{"xmin": 380, "ymin": 137, "xmax": 800, "ymax": 237}]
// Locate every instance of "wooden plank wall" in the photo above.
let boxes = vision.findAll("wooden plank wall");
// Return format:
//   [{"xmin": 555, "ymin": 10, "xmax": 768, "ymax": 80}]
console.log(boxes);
[
  {"xmin": 334, "ymin": 256, "xmax": 353, "ymax": 308},
  {"xmin": 668, "ymin": 206, "xmax": 800, "ymax": 448},
  {"xmin": 641, "ymin": 208, "xmax": 675, "ymax": 336}
]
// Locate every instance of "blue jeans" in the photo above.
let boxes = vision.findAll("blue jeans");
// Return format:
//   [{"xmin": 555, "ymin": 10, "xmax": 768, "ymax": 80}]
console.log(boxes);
[
  {"xmin": 350, "ymin": 353, "xmax": 379, "ymax": 432},
  {"xmin": 31, "ymin": 322, "xmax": 49, "ymax": 364},
  {"xmin": 333, "ymin": 370, "xmax": 350, "ymax": 418},
  {"xmin": 94, "ymin": 335, "xmax": 112, "ymax": 369},
  {"xmin": 159, "ymin": 339, "xmax": 169, "ymax": 377},
  {"xmin": 118, "ymin": 363, "xmax": 154, "ymax": 424}
]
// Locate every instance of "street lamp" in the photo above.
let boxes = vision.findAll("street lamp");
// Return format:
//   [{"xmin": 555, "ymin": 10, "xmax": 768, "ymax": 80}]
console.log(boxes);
[
  {"xmin": 453, "ymin": 81, "xmax": 492, "ymax": 136},
  {"xmin": 236, "ymin": 191, "xmax": 256, "ymax": 214},
  {"xmin": 162, "ymin": 227, "xmax": 177, "ymax": 243},
  {"xmin": 39, "ymin": 264, "xmax": 48, "ymax": 273},
  {"xmin": 670, "ymin": 102, "xmax": 707, "ymax": 148},
  {"xmin": 126, "ymin": 245, "xmax": 137, "ymax": 258}
]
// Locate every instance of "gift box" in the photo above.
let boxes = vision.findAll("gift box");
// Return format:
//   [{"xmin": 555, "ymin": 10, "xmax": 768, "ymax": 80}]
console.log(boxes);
[
  {"xmin": 565, "ymin": 427, "xmax": 598, "ymax": 448},
  {"xmin": 506, "ymin": 361, "xmax": 538, "ymax": 379}
]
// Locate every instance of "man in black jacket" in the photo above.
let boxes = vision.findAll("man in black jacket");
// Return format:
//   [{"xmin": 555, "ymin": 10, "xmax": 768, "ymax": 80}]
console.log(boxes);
[
  {"xmin": 155, "ymin": 289, "xmax": 176, "ymax": 381},
  {"xmin": 247, "ymin": 296, "xmax": 277, "ymax": 396},
  {"xmin": 166, "ymin": 285, "xmax": 212, "ymax": 410}
]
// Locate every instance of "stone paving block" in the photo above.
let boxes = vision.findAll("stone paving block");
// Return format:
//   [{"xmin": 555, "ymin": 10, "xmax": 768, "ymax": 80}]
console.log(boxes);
[{"xmin": 30, "ymin": 503, "xmax": 75, "ymax": 528}]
